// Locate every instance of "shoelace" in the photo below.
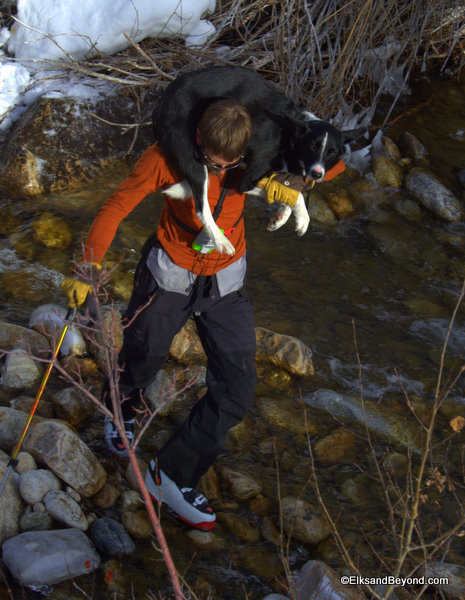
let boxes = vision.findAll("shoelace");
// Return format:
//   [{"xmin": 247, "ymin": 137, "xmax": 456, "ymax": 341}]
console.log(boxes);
[{"xmin": 181, "ymin": 488, "xmax": 207, "ymax": 507}]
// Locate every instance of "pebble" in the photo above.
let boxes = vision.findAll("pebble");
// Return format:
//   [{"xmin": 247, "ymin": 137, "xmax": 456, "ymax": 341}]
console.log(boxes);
[{"xmin": 43, "ymin": 489, "xmax": 88, "ymax": 530}]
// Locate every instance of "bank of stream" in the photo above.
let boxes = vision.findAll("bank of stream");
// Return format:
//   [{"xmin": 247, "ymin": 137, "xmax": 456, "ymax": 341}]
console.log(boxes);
[{"xmin": 0, "ymin": 75, "xmax": 465, "ymax": 599}]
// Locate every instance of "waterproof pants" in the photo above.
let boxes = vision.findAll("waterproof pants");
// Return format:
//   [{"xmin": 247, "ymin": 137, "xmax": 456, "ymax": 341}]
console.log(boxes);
[{"xmin": 109, "ymin": 259, "xmax": 257, "ymax": 488}]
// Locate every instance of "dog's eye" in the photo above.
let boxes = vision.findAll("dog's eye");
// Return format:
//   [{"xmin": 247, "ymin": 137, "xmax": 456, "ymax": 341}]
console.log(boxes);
[{"xmin": 328, "ymin": 148, "xmax": 336, "ymax": 156}]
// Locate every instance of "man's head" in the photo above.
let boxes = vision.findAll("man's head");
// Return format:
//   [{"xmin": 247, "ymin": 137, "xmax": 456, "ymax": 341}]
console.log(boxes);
[{"xmin": 196, "ymin": 99, "xmax": 252, "ymax": 169}]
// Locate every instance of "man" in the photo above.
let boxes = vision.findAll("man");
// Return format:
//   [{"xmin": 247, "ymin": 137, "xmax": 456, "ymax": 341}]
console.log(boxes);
[{"xmin": 62, "ymin": 100, "xmax": 257, "ymax": 530}]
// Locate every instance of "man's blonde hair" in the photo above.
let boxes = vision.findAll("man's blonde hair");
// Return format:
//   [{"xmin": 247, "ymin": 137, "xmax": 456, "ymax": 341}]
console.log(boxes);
[{"xmin": 198, "ymin": 99, "xmax": 252, "ymax": 161}]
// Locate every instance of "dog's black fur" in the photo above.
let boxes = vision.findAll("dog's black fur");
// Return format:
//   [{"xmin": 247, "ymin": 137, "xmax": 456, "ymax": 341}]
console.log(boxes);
[{"xmin": 152, "ymin": 66, "xmax": 364, "ymax": 253}]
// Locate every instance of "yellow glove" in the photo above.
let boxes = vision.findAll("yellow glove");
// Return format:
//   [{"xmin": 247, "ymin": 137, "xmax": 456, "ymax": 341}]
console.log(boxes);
[
  {"xmin": 257, "ymin": 173, "xmax": 312, "ymax": 207},
  {"xmin": 60, "ymin": 262, "xmax": 101, "ymax": 308}
]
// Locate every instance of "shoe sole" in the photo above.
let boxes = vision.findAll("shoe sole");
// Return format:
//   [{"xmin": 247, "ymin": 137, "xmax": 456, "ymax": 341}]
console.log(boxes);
[{"xmin": 148, "ymin": 492, "xmax": 216, "ymax": 531}]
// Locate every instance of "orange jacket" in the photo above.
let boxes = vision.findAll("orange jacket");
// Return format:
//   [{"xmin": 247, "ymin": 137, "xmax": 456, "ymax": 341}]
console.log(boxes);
[{"xmin": 84, "ymin": 144, "xmax": 247, "ymax": 276}]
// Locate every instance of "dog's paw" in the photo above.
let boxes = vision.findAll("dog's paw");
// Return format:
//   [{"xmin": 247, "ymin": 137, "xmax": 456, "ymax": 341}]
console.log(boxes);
[
  {"xmin": 267, "ymin": 204, "xmax": 292, "ymax": 231},
  {"xmin": 210, "ymin": 229, "xmax": 236, "ymax": 255},
  {"xmin": 293, "ymin": 194, "xmax": 310, "ymax": 236}
]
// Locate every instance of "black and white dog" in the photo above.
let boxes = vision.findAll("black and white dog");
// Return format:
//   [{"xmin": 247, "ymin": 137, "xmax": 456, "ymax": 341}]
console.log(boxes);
[{"xmin": 153, "ymin": 66, "xmax": 363, "ymax": 255}]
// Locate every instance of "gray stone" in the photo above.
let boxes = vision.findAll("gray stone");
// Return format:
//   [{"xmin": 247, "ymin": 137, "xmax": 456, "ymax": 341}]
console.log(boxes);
[
  {"xmin": 144, "ymin": 369, "xmax": 178, "ymax": 416},
  {"xmin": 280, "ymin": 497, "xmax": 330, "ymax": 546},
  {"xmin": 398, "ymin": 131, "xmax": 427, "ymax": 159},
  {"xmin": 291, "ymin": 560, "xmax": 362, "ymax": 599},
  {"xmin": 0, "ymin": 406, "xmax": 36, "ymax": 451},
  {"xmin": 51, "ymin": 386, "xmax": 95, "ymax": 425},
  {"xmin": 255, "ymin": 327, "xmax": 314, "ymax": 376},
  {"xmin": 220, "ymin": 466, "xmax": 262, "ymax": 501},
  {"xmin": 405, "ymin": 169, "xmax": 464, "ymax": 222},
  {"xmin": 2, "ymin": 528, "xmax": 100, "ymax": 587},
  {"xmin": 43, "ymin": 490, "xmax": 88, "ymax": 530},
  {"xmin": 19, "ymin": 469, "xmax": 61, "ymax": 504},
  {"xmin": 20, "ymin": 508, "xmax": 53, "ymax": 532},
  {"xmin": 0, "ymin": 450, "xmax": 24, "ymax": 543},
  {"xmin": 0, "ymin": 321, "xmax": 49, "ymax": 355},
  {"xmin": 1, "ymin": 350, "xmax": 43, "ymax": 389},
  {"xmin": 23, "ymin": 420, "xmax": 106, "ymax": 497},
  {"xmin": 89, "ymin": 517, "xmax": 135, "ymax": 556}
]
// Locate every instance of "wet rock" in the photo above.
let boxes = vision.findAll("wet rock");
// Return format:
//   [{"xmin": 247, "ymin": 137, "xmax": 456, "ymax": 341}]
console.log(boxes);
[
  {"xmin": 308, "ymin": 190, "xmax": 338, "ymax": 225},
  {"xmin": 291, "ymin": 559, "xmax": 362, "ymax": 600},
  {"xmin": 185, "ymin": 529, "xmax": 225, "ymax": 551},
  {"xmin": 121, "ymin": 509, "xmax": 153, "ymax": 539},
  {"xmin": 0, "ymin": 450, "xmax": 24, "ymax": 543},
  {"xmin": 1, "ymin": 349, "xmax": 43, "ymax": 389},
  {"xmin": 219, "ymin": 466, "xmax": 262, "ymax": 501},
  {"xmin": 405, "ymin": 169, "xmax": 464, "ymax": 221},
  {"xmin": 304, "ymin": 389, "xmax": 419, "ymax": 451},
  {"xmin": 43, "ymin": 489, "xmax": 88, "ymax": 530},
  {"xmin": 255, "ymin": 327, "xmax": 314, "ymax": 376},
  {"xmin": 11, "ymin": 394, "xmax": 54, "ymax": 418},
  {"xmin": 15, "ymin": 451, "xmax": 37, "ymax": 473},
  {"xmin": 51, "ymin": 386, "xmax": 95, "ymax": 425},
  {"xmin": 32, "ymin": 212, "xmax": 73, "ymax": 249},
  {"xmin": 170, "ymin": 319, "xmax": 206, "ymax": 364},
  {"xmin": 398, "ymin": 131, "xmax": 427, "ymax": 159},
  {"xmin": 237, "ymin": 543, "xmax": 283, "ymax": 579},
  {"xmin": 199, "ymin": 466, "xmax": 221, "ymax": 502},
  {"xmin": 313, "ymin": 427, "xmax": 356, "ymax": 464},
  {"xmin": 29, "ymin": 304, "xmax": 87, "ymax": 357},
  {"xmin": 20, "ymin": 507, "xmax": 53, "ymax": 532},
  {"xmin": 325, "ymin": 189, "xmax": 355, "ymax": 218},
  {"xmin": 19, "ymin": 469, "xmax": 61, "ymax": 505},
  {"xmin": 88, "ymin": 305, "xmax": 124, "ymax": 369},
  {"xmin": 144, "ymin": 369, "xmax": 178, "ymax": 416},
  {"xmin": 90, "ymin": 517, "xmax": 136, "ymax": 556},
  {"xmin": 382, "ymin": 136, "xmax": 402, "ymax": 160},
  {"xmin": 256, "ymin": 397, "xmax": 321, "ymax": 435},
  {"xmin": 0, "ymin": 406, "xmax": 38, "ymax": 451},
  {"xmin": 23, "ymin": 420, "xmax": 106, "ymax": 497},
  {"xmin": 0, "ymin": 320, "xmax": 49, "ymax": 355},
  {"xmin": 119, "ymin": 489, "xmax": 144, "ymax": 512},
  {"xmin": 393, "ymin": 197, "xmax": 422, "ymax": 220},
  {"xmin": 372, "ymin": 156, "xmax": 404, "ymax": 188},
  {"xmin": 125, "ymin": 457, "xmax": 148, "ymax": 491},
  {"xmin": 280, "ymin": 497, "xmax": 330, "ymax": 545},
  {"xmin": 1, "ymin": 529, "xmax": 100, "ymax": 587},
  {"xmin": 249, "ymin": 495, "xmax": 274, "ymax": 517},
  {"xmin": 422, "ymin": 562, "xmax": 465, "ymax": 599},
  {"xmin": 262, "ymin": 595, "xmax": 290, "ymax": 600},
  {"xmin": 0, "ymin": 94, "xmax": 152, "ymax": 195},
  {"xmin": 260, "ymin": 516, "xmax": 282, "ymax": 546},
  {"xmin": 91, "ymin": 482, "xmax": 120, "ymax": 509},
  {"xmin": 216, "ymin": 512, "xmax": 260, "ymax": 543}
]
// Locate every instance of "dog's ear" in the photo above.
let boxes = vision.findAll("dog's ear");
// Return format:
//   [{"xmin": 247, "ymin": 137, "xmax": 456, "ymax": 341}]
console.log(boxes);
[
  {"xmin": 341, "ymin": 128, "xmax": 367, "ymax": 144},
  {"xmin": 285, "ymin": 115, "xmax": 310, "ymax": 136}
]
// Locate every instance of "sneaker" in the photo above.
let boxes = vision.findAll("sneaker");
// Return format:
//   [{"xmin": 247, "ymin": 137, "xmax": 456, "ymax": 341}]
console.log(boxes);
[
  {"xmin": 104, "ymin": 417, "xmax": 135, "ymax": 457},
  {"xmin": 145, "ymin": 461, "xmax": 216, "ymax": 531}
]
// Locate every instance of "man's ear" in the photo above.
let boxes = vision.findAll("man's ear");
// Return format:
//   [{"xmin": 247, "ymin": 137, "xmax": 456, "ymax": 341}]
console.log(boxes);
[{"xmin": 195, "ymin": 128, "xmax": 202, "ymax": 145}]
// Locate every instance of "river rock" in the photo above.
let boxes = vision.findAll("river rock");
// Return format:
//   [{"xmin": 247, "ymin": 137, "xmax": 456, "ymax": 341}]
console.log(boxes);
[
  {"xmin": 43, "ymin": 489, "xmax": 88, "ymax": 530},
  {"xmin": 216, "ymin": 512, "xmax": 260, "ymax": 543},
  {"xmin": 291, "ymin": 559, "xmax": 362, "ymax": 600},
  {"xmin": 11, "ymin": 394, "xmax": 54, "ymax": 418},
  {"xmin": 325, "ymin": 190, "xmax": 355, "ymax": 218},
  {"xmin": 87, "ymin": 304, "xmax": 124, "ymax": 369},
  {"xmin": 308, "ymin": 190, "xmax": 338, "ymax": 225},
  {"xmin": 121, "ymin": 509, "xmax": 153, "ymax": 539},
  {"xmin": 89, "ymin": 517, "xmax": 136, "ymax": 556},
  {"xmin": 422, "ymin": 562, "xmax": 465, "ymax": 599},
  {"xmin": 382, "ymin": 136, "xmax": 402, "ymax": 160},
  {"xmin": 313, "ymin": 427, "xmax": 356, "ymax": 464},
  {"xmin": 19, "ymin": 469, "xmax": 61, "ymax": 504},
  {"xmin": 372, "ymin": 155, "xmax": 404, "ymax": 188},
  {"xmin": 255, "ymin": 327, "xmax": 314, "ymax": 376},
  {"xmin": 23, "ymin": 420, "xmax": 106, "ymax": 497},
  {"xmin": 186, "ymin": 529, "xmax": 225, "ymax": 551},
  {"xmin": 304, "ymin": 389, "xmax": 419, "ymax": 452},
  {"xmin": 1, "ymin": 349, "xmax": 43, "ymax": 389},
  {"xmin": 0, "ymin": 94, "xmax": 152, "ymax": 195},
  {"xmin": 0, "ymin": 406, "xmax": 38, "ymax": 451},
  {"xmin": 1, "ymin": 528, "xmax": 100, "ymax": 587},
  {"xmin": 280, "ymin": 497, "xmax": 330, "ymax": 545},
  {"xmin": 219, "ymin": 466, "xmax": 262, "ymax": 500},
  {"xmin": 0, "ymin": 450, "xmax": 24, "ymax": 543},
  {"xmin": 20, "ymin": 507, "xmax": 54, "ymax": 532},
  {"xmin": 29, "ymin": 303, "xmax": 87, "ymax": 357},
  {"xmin": 15, "ymin": 451, "xmax": 37, "ymax": 473},
  {"xmin": 0, "ymin": 320, "xmax": 50, "ymax": 355},
  {"xmin": 32, "ymin": 212, "xmax": 73, "ymax": 249},
  {"xmin": 144, "ymin": 369, "xmax": 178, "ymax": 416},
  {"xmin": 398, "ymin": 131, "xmax": 427, "ymax": 159},
  {"xmin": 256, "ymin": 397, "xmax": 321, "ymax": 435},
  {"xmin": 169, "ymin": 319, "xmax": 206, "ymax": 364},
  {"xmin": 51, "ymin": 386, "xmax": 95, "ymax": 425},
  {"xmin": 405, "ymin": 169, "xmax": 464, "ymax": 221},
  {"xmin": 91, "ymin": 481, "xmax": 120, "ymax": 509},
  {"xmin": 119, "ymin": 489, "xmax": 144, "ymax": 512}
]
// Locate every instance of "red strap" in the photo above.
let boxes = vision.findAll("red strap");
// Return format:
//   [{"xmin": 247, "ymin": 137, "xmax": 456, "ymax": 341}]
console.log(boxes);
[{"xmin": 323, "ymin": 159, "xmax": 345, "ymax": 181}]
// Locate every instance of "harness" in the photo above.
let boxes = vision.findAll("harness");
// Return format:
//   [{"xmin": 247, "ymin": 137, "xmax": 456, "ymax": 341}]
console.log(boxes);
[{"xmin": 167, "ymin": 170, "xmax": 243, "ymax": 236}]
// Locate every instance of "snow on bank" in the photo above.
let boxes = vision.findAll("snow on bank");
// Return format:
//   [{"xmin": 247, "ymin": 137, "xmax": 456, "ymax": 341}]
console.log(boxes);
[{"xmin": 0, "ymin": 0, "xmax": 216, "ymax": 137}]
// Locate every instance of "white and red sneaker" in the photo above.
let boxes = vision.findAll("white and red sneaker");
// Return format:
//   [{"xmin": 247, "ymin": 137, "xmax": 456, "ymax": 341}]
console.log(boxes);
[
  {"xmin": 104, "ymin": 417, "xmax": 134, "ymax": 458},
  {"xmin": 145, "ymin": 461, "xmax": 216, "ymax": 531}
]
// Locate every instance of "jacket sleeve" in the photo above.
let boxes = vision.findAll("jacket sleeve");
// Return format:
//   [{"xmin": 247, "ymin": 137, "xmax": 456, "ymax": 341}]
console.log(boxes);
[{"xmin": 83, "ymin": 145, "xmax": 176, "ymax": 263}]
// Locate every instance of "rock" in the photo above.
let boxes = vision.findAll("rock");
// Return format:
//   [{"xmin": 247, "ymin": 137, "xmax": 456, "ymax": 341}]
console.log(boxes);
[
  {"xmin": 87, "ymin": 305, "xmax": 123, "ymax": 369},
  {"xmin": 0, "ymin": 450, "xmax": 24, "ymax": 543},
  {"xmin": 422, "ymin": 562, "xmax": 465, "ymax": 599},
  {"xmin": 43, "ymin": 490, "xmax": 88, "ymax": 530},
  {"xmin": 15, "ymin": 451, "xmax": 37, "ymax": 473},
  {"xmin": 0, "ymin": 320, "xmax": 50, "ymax": 355},
  {"xmin": 29, "ymin": 304, "xmax": 87, "ymax": 357},
  {"xmin": 372, "ymin": 156, "xmax": 404, "ymax": 188},
  {"xmin": 398, "ymin": 131, "xmax": 427, "ymax": 159},
  {"xmin": 91, "ymin": 482, "xmax": 120, "ymax": 509},
  {"xmin": 89, "ymin": 517, "xmax": 136, "ymax": 556},
  {"xmin": 308, "ymin": 190, "xmax": 338, "ymax": 225},
  {"xmin": 125, "ymin": 457, "xmax": 148, "ymax": 491},
  {"xmin": 256, "ymin": 397, "xmax": 321, "ymax": 435},
  {"xmin": 280, "ymin": 497, "xmax": 330, "ymax": 545},
  {"xmin": 1, "ymin": 350, "xmax": 43, "ymax": 389},
  {"xmin": 262, "ymin": 595, "xmax": 290, "ymax": 600},
  {"xmin": 237, "ymin": 544, "xmax": 283, "ymax": 579},
  {"xmin": 249, "ymin": 495, "xmax": 273, "ymax": 517},
  {"xmin": 0, "ymin": 406, "xmax": 39, "ymax": 451},
  {"xmin": 313, "ymin": 428, "xmax": 356, "ymax": 464},
  {"xmin": 20, "ymin": 507, "xmax": 53, "ymax": 532},
  {"xmin": 325, "ymin": 190, "xmax": 355, "ymax": 218},
  {"xmin": 304, "ymin": 389, "xmax": 419, "ymax": 452},
  {"xmin": 219, "ymin": 466, "xmax": 262, "ymax": 501},
  {"xmin": 405, "ymin": 169, "xmax": 464, "ymax": 222},
  {"xmin": 19, "ymin": 469, "xmax": 61, "ymax": 504},
  {"xmin": 32, "ymin": 212, "xmax": 73, "ymax": 249},
  {"xmin": 119, "ymin": 490, "xmax": 144, "ymax": 512},
  {"xmin": 255, "ymin": 327, "xmax": 314, "ymax": 376},
  {"xmin": 382, "ymin": 136, "xmax": 402, "ymax": 160},
  {"xmin": 185, "ymin": 529, "xmax": 225, "ymax": 551},
  {"xmin": 23, "ymin": 420, "xmax": 106, "ymax": 497},
  {"xmin": 260, "ymin": 517, "xmax": 282, "ymax": 546},
  {"xmin": 121, "ymin": 509, "xmax": 153, "ymax": 539},
  {"xmin": 1, "ymin": 529, "xmax": 100, "ymax": 587},
  {"xmin": 144, "ymin": 369, "xmax": 178, "ymax": 416},
  {"xmin": 291, "ymin": 559, "xmax": 362, "ymax": 599},
  {"xmin": 199, "ymin": 466, "xmax": 221, "ymax": 502},
  {"xmin": 51, "ymin": 386, "xmax": 95, "ymax": 425},
  {"xmin": 216, "ymin": 513, "xmax": 260, "ymax": 543},
  {"xmin": 170, "ymin": 319, "xmax": 206, "ymax": 364},
  {"xmin": 0, "ymin": 94, "xmax": 152, "ymax": 195},
  {"xmin": 11, "ymin": 394, "xmax": 54, "ymax": 418}
]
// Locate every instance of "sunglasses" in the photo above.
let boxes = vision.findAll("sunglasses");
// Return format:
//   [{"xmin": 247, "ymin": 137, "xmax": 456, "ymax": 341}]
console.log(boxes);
[{"xmin": 200, "ymin": 147, "xmax": 244, "ymax": 171}]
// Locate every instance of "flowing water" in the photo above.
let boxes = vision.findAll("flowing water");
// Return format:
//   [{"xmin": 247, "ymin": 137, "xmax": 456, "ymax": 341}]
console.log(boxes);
[{"xmin": 1, "ymin": 75, "xmax": 465, "ymax": 599}]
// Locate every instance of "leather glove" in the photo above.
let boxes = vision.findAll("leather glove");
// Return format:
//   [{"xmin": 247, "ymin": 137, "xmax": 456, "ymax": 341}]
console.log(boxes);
[
  {"xmin": 257, "ymin": 173, "xmax": 312, "ymax": 207},
  {"xmin": 60, "ymin": 262, "xmax": 101, "ymax": 308}
]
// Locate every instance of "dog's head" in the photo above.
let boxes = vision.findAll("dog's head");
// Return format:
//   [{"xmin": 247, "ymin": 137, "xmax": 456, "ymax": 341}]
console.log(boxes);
[{"xmin": 286, "ymin": 117, "xmax": 365, "ymax": 182}]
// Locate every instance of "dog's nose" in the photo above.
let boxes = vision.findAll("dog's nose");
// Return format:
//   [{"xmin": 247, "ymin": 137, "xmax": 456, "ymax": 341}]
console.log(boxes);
[{"xmin": 310, "ymin": 167, "xmax": 324, "ymax": 181}]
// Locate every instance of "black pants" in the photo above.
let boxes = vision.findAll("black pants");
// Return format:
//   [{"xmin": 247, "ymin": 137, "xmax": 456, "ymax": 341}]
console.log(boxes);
[{"xmin": 107, "ymin": 257, "xmax": 257, "ymax": 488}]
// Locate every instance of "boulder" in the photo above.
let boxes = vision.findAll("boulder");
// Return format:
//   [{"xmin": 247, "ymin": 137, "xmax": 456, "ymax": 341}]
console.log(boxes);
[
  {"xmin": 23, "ymin": 420, "xmax": 106, "ymax": 497},
  {"xmin": 0, "ymin": 350, "xmax": 44, "ymax": 389}
]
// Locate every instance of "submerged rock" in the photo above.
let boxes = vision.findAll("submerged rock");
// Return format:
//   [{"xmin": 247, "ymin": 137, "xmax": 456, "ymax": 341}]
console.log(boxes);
[
  {"xmin": 280, "ymin": 497, "xmax": 330, "ymax": 545},
  {"xmin": 372, "ymin": 155, "xmax": 404, "ymax": 188},
  {"xmin": 255, "ymin": 327, "xmax": 314, "ymax": 376},
  {"xmin": 405, "ymin": 169, "xmax": 464, "ymax": 222},
  {"xmin": 291, "ymin": 559, "xmax": 362, "ymax": 600}
]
